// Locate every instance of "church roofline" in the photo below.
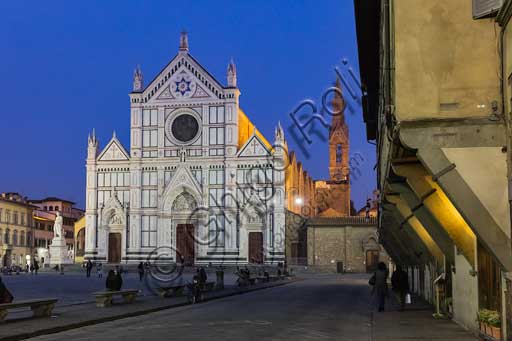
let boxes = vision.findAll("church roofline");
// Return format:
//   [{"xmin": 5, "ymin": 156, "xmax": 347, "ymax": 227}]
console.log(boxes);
[{"xmin": 132, "ymin": 50, "xmax": 230, "ymax": 97}]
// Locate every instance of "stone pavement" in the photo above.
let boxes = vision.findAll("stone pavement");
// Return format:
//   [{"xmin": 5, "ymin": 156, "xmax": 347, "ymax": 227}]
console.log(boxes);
[
  {"xmin": 372, "ymin": 292, "xmax": 479, "ymax": 341},
  {"xmin": 0, "ymin": 276, "xmax": 294, "ymax": 340},
  {"xmin": 21, "ymin": 274, "xmax": 477, "ymax": 341},
  {"xmin": 2, "ymin": 269, "xmax": 239, "ymax": 307}
]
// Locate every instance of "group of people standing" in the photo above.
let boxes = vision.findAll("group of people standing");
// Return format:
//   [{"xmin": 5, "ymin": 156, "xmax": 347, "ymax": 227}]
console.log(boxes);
[
  {"xmin": 26, "ymin": 260, "xmax": 40, "ymax": 275},
  {"xmin": 370, "ymin": 262, "xmax": 409, "ymax": 312},
  {"xmin": 84, "ymin": 260, "xmax": 124, "ymax": 291}
]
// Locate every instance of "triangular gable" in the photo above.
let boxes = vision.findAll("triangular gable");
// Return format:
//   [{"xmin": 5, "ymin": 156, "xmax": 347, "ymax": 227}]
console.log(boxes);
[
  {"xmin": 142, "ymin": 52, "xmax": 224, "ymax": 103},
  {"xmin": 237, "ymin": 134, "xmax": 271, "ymax": 157},
  {"xmin": 156, "ymin": 85, "xmax": 175, "ymax": 100},
  {"xmin": 97, "ymin": 135, "xmax": 130, "ymax": 162},
  {"xmin": 162, "ymin": 165, "xmax": 202, "ymax": 211}
]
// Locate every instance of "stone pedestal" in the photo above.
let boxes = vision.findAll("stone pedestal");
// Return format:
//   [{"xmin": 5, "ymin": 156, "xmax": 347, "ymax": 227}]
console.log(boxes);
[{"xmin": 49, "ymin": 237, "xmax": 72, "ymax": 265}]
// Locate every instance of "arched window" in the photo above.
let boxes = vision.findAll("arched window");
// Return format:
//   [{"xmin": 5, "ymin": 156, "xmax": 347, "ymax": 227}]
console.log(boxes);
[
  {"xmin": 12, "ymin": 230, "xmax": 18, "ymax": 246},
  {"xmin": 336, "ymin": 144, "xmax": 342, "ymax": 164}
]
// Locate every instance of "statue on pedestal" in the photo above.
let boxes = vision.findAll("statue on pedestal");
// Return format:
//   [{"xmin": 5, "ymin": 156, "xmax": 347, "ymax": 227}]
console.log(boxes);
[
  {"xmin": 49, "ymin": 211, "xmax": 72, "ymax": 265},
  {"xmin": 53, "ymin": 212, "xmax": 63, "ymax": 239}
]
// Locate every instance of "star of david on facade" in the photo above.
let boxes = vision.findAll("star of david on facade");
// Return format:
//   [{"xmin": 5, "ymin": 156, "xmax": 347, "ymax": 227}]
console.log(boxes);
[{"xmin": 175, "ymin": 77, "xmax": 192, "ymax": 96}]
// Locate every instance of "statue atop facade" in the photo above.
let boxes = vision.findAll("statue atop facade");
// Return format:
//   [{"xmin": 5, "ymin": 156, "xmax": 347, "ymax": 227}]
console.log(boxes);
[{"xmin": 53, "ymin": 211, "xmax": 63, "ymax": 239}]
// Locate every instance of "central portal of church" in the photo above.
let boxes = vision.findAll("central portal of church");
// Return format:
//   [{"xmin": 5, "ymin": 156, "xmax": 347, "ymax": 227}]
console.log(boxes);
[{"xmin": 176, "ymin": 224, "xmax": 195, "ymax": 265}]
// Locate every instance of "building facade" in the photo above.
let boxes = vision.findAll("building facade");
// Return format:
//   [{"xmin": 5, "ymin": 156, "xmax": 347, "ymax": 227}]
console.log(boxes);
[
  {"xmin": 30, "ymin": 197, "xmax": 84, "ymax": 266},
  {"xmin": 74, "ymin": 216, "xmax": 85, "ymax": 264},
  {"xmin": 284, "ymin": 81, "xmax": 387, "ymax": 272},
  {"xmin": 355, "ymin": 0, "xmax": 512, "ymax": 337},
  {"xmin": 0, "ymin": 193, "xmax": 35, "ymax": 267},
  {"xmin": 306, "ymin": 216, "xmax": 386, "ymax": 273},
  {"xmin": 85, "ymin": 33, "xmax": 287, "ymax": 265}
]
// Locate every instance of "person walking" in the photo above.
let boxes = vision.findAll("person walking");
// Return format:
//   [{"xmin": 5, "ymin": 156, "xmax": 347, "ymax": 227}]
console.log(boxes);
[
  {"xmin": 86, "ymin": 259, "xmax": 93, "ymax": 278},
  {"xmin": 96, "ymin": 262, "xmax": 103, "ymax": 278},
  {"xmin": 29, "ymin": 263, "xmax": 34, "ymax": 275},
  {"xmin": 391, "ymin": 265, "xmax": 409, "ymax": 311},
  {"xmin": 34, "ymin": 259, "xmax": 39, "ymax": 275},
  {"xmin": 370, "ymin": 262, "xmax": 389, "ymax": 312},
  {"xmin": 137, "ymin": 262, "xmax": 145, "ymax": 281}
]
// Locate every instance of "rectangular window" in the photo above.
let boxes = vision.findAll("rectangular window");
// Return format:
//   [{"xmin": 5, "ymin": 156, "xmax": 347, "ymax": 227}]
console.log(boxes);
[
  {"xmin": 142, "ymin": 190, "xmax": 157, "ymax": 208},
  {"xmin": 0, "ymin": 209, "xmax": 2, "ymax": 222},
  {"xmin": 117, "ymin": 173, "xmax": 124, "ymax": 186},
  {"xmin": 141, "ymin": 215, "xmax": 157, "ymax": 247},
  {"xmin": 209, "ymin": 106, "xmax": 217, "ymax": 123},
  {"xmin": 209, "ymin": 106, "xmax": 225, "ymax": 124},
  {"xmin": 142, "ymin": 171, "xmax": 158, "ymax": 186},
  {"xmin": 111, "ymin": 173, "xmax": 117, "ymax": 187},
  {"xmin": 13, "ymin": 212, "xmax": 18, "ymax": 225},
  {"xmin": 20, "ymin": 213, "xmax": 25, "ymax": 226},
  {"xmin": 209, "ymin": 188, "xmax": 225, "ymax": 207},
  {"xmin": 209, "ymin": 127, "xmax": 224, "ymax": 145},
  {"xmin": 5, "ymin": 210, "xmax": 10, "ymax": 223},
  {"xmin": 209, "ymin": 214, "xmax": 225, "ymax": 247},
  {"xmin": 142, "ymin": 109, "xmax": 158, "ymax": 127},
  {"xmin": 143, "ymin": 130, "xmax": 158, "ymax": 147},
  {"xmin": 191, "ymin": 169, "xmax": 202, "ymax": 184},
  {"xmin": 209, "ymin": 169, "xmax": 224, "ymax": 185}
]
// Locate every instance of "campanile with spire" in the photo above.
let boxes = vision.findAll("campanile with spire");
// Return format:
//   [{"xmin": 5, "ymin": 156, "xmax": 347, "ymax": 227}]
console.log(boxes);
[{"xmin": 314, "ymin": 78, "xmax": 351, "ymax": 216}]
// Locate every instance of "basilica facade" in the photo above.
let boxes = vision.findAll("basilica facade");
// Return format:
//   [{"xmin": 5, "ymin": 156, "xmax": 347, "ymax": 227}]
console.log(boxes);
[{"xmin": 84, "ymin": 33, "xmax": 288, "ymax": 265}]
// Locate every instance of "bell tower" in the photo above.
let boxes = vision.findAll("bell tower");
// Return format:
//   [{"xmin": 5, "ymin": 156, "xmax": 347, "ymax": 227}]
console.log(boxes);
[{"xmin": 328, "ymin": 78, "xmax": 349, "ymax": 182}]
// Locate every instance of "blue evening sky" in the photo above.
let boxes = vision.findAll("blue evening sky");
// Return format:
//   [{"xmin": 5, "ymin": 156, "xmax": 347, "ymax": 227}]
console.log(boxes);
[{"xmin": 0, "ymin": 0, "xmax": 375, "ymax": 210}]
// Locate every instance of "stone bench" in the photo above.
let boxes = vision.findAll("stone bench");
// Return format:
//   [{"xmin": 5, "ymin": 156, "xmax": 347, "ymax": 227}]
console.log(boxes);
[
  {"xmin": 202, "ymin": 281, "xmax": 215, "ymax": 292},
  {"xmin": 157, "ymin": 285, "xmax": 185, "ymax": 298},
  {"xmin": 92, "ymin": 289, "xmax": 138, "ymax": 307},
  {"xmin": 256, "ymin": 276, "xmax": 270, "ymax": 283},
  {"xmin": 0, "ymin": 298, "xmax": 58, "ymax": 322},
  {"xmin": 269, "ymin": 275, "xmax": 284, "ymax": 281}
]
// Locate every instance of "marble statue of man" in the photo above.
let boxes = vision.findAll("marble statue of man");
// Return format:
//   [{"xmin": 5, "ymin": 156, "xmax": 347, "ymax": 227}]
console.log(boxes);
[{"xmin": 53, "ymin": 211, "xmax": 63, "ymax": 239}]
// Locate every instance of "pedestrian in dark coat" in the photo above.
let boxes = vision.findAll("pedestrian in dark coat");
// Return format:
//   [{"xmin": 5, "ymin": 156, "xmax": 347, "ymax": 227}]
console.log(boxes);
[
  {"xmin": 138, "ymin": 262, "xmax": 145, "ymax": 281},
  {"xmin": 199, "ymin": 267, "xmax": 207, "ymax": 285},
  {"xmin": 86, "ymin": 259, "xmax": 93, "ymax": 278},
  {"xmin": 371, "ymin": 262, "xmax": 389, "ymax": 312},
  {"xmin": 106, "ymin": 270, "xmax": 123, "ymax": 291},
  {"xmin": 391, "ymin": 265, "xmax": 409, "ymax": 311},
  {"xmin": 34, "ymin": 259, "xmax": 39, "ymax": 275}
]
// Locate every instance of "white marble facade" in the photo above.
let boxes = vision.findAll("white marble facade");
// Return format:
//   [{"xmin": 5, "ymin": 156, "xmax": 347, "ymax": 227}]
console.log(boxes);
[{"xmin": 84, "ymin": 33, "xmax": 286, "ymax": 265}]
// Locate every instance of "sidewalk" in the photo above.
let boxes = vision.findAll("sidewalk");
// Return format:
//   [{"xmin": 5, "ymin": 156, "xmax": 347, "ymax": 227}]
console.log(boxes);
[
  {"xmin": 372, "ymin": 293, "xmax": 478, "ymax": 340},
  {"xmin": 0, "ymin": 278, "xmax": 297, "ymax": 341}
]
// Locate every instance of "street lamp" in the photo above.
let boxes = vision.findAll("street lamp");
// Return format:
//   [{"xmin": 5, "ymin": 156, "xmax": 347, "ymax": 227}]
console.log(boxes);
[{"xmin": 294, "ymin": 197, "xmax": 304, "ymax": 206}]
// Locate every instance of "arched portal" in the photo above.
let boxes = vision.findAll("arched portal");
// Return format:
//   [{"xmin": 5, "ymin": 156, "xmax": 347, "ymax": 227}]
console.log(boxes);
[{"xmin": 172, "ymin": 192, "xmax": 198, "ymax": 265}]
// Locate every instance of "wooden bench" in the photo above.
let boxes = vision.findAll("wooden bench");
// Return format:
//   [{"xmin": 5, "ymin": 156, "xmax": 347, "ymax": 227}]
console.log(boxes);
[
  {"xmin": 0, "ymin": 298, "xmax": 58, "ymax": 322},
  {"xmin": 92, "ymin": 289, "xmax": 138, "ymax": 307},
  {"xmin": 157, "ymin": 285, "xmax": 185, "ymax": 298}
]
